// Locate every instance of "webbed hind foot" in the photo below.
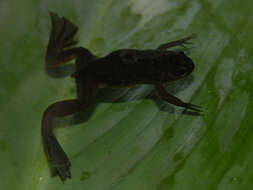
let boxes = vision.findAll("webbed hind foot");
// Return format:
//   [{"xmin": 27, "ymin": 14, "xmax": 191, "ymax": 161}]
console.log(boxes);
[{"xmin": 46, "ymin": 12, "xmax": 79, "ymax": 67}]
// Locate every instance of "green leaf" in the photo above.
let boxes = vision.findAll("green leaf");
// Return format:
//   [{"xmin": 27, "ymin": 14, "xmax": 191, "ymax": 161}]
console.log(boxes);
[{"xmin": 1, "ymin": 0, "xmax": 253, "ymax": 189}]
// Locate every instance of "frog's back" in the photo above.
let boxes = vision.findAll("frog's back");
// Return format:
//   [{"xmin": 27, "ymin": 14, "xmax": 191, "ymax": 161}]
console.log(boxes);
[{"xmin": 87, "ymin": 49, "xmax": 193, "ymax": 87}]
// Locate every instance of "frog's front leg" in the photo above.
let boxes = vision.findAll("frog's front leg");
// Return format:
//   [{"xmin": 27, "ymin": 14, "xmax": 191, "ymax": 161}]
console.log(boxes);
[
  {"xmin": 155, "ymin": 84, "xmax": 201, "ymax": 112},
  {"xmin": 157, "ymin": 34, "xmax": 196, "ymax": 50}
]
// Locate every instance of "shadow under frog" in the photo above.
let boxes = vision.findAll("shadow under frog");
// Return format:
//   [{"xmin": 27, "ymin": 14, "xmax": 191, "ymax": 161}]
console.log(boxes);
[{"xmin": 42, "ymin": 12, "xmax": 201, "ymax": 182}]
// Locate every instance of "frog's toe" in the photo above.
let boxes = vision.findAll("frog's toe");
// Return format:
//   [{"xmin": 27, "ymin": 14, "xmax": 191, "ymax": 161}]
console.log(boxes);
[
  {"xmin": 185, "ymin": 103, "xmax": 202, "ymax": 112},
  {"xmin": 43, "ymin": 135, "xmax": 72, "ymax": 182},
  {"xmin": 51, "ymin": 162, "xmax": 71, "ymax": 183}
]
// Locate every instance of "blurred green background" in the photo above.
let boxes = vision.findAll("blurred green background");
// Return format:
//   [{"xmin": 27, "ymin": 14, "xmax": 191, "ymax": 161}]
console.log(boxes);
[{"xmin": 0, "ymin": 0, "xmax": 253, "ymax": 189}]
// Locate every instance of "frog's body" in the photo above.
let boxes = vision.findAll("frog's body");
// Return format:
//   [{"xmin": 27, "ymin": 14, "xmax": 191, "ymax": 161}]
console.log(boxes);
[
  {"xmin": 78, "ymin": 49, "xmax": 194, "ymax": 88},
  {"xmin": 42, "ymin": 12, "xmax": 201, "ymax": 183}
]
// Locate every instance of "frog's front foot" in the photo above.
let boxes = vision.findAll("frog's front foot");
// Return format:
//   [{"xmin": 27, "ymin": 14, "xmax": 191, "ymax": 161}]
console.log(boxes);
[
  {"xmin": 43, "ymin": 135, "xmax": 71, "ymax": 182},
  {"xmin": 157, "ymin": 34, "xmax": 196, "ymax": 51}
]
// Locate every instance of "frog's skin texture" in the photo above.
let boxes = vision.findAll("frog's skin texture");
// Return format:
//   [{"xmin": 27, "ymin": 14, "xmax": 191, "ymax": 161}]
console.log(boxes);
[{"xmin": 42, "ymin": 12, "xmax": 201, "ymax": 182}]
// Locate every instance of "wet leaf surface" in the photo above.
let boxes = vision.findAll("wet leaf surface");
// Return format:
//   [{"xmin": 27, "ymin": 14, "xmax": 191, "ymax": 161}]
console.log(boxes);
[{"xmin": 0, "ymin": 0, "xmax": 253, "ymax": 189}]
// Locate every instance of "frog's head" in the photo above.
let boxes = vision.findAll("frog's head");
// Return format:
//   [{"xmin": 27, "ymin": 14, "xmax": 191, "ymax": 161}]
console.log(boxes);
[{"xmin": 166, "ymin": 51, "xmax": 195, "ymax": 80}]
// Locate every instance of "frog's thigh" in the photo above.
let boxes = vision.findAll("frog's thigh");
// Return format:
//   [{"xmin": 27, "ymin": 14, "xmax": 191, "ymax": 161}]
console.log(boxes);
[{"xmin": 42, "ymin": 99, "xmax": 84, "ymax": 136}]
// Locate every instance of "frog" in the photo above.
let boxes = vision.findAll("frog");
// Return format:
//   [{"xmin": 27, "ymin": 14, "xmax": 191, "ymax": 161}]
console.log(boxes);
[{"xmin": 42, "ymin": 12, "xmax": 201, "ymax": 182}]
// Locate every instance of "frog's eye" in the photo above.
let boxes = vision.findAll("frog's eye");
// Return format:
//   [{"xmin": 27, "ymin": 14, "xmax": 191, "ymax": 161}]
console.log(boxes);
[{"xmin": 179, "ymin": 51, "xmax": 185, "ymax": 55}]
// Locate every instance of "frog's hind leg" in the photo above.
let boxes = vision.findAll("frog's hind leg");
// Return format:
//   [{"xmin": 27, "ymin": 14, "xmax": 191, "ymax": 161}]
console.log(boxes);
[
  {"xmin": 155, "ymin": 84, "xmax": 201, "ymax": 112},
  {"xmin": 46, "ymin": 12, "xmax": 95, "ymax": 77},
  {"xmin": 42, "ymin": 77, "xmax": 98, "ymax": 182},
  {"xmin": 42, "ymin": 99, "xmax": 83, "ymax": 182},
  {"xmin": 42, "ymin": 99, "xmax": 95, "ymax": 182},
  {"xmin": 49, "ymin": 12, "xmax": 78, "ymax": 51},
  {"xmin": 46, "ymin": 12, "xmax": 78, "ymax": 67},
  {"xmin": 157, "ymin": 34, "xmax": 196, "ymax": 50}
]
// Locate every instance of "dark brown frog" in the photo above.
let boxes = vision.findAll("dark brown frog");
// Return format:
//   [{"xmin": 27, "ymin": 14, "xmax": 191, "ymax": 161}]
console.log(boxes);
[{"xmin": 42, "ymin": 12, "xmax": 201, "ymax": 182}]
